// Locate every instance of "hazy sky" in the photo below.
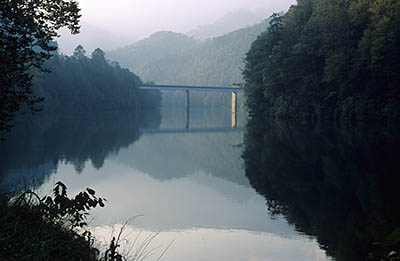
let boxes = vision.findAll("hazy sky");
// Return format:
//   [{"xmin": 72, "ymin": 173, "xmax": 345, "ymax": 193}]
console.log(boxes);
[{"xmin": 77, "ymin": 0, "xmax": 296, "ymax": 39}]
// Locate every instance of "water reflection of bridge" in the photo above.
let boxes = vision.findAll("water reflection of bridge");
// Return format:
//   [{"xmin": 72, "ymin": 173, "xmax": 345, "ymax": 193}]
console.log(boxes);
[{"xmin": 138, "ymin": 84, "xmax": 244, "ymax": 128}]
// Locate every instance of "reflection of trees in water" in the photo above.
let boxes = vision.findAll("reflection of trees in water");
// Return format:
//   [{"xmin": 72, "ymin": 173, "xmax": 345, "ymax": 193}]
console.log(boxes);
[
  {"xmin": 0, "ymin": 109, "xmax": 161, "ymax": 191},
  {"xmin": 118, "ymin": 131, "xmax": 247, "ymax": 186},
  {"xmin": 243, "ymin": 119, "xmax": 400, "ymax": 260},
  {"xmin": 116, "ymin": 107, "xmax": 248, "ymax": 186}
]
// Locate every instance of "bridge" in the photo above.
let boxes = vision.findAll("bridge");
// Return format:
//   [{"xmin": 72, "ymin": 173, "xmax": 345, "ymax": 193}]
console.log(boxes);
[
  {"xmin": 138, "ymin": 84, "xmax": 244, "ymax": 128},
  {"xmin": 141, "ymin": 127, "xmax": 244, "ymax": 135},
  {"xmin": 138, "ymin": 84, "xmax": 244, "ymax": 93}
]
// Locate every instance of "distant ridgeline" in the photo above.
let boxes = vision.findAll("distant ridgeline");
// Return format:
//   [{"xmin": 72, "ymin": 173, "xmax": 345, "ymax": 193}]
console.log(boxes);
[
  {"xmin": 34, "ymin": 45, "xmax": 161, "ymax": 113},
  {"xmin": 244, "ymin": 0, "xmax": 400, "ymax": 127},
  {"xmin": 106, "ymin": 19, "xmax": 270, "ymax": 108}
]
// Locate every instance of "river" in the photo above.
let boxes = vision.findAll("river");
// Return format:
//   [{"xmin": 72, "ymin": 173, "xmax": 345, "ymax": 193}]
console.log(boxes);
[{"xmin": 4, "ymin": 105, "xmax": 397, "ymax": 260}]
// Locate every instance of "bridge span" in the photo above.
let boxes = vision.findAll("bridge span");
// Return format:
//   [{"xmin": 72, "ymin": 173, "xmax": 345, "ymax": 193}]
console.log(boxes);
[
  {"xmin": 138, "ymin": 84, "xmax": 243, "ymax": 128},
  {"xmin": 138, "ymin": 84, "xmax": 244, "ymax": 93}
]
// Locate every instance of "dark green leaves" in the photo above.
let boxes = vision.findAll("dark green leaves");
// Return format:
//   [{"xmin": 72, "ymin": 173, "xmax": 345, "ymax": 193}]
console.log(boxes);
[
  {"xmin": 243, "ymin": 0, "xmax": 400, "ymax": 125},
  {"xmin": 42, "ymin": 181, "xmax": 106, "ymax": 228},
  {"xmin": 86, "ymin": 188, "xmax": 95, "ymax": 195}
]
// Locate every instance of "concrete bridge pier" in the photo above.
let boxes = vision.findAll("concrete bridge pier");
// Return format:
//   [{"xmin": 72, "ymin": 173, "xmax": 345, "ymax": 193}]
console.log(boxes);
[
  {"xmin": 186, "ymin": 90, "xmax": 190, "ymax": 129},
  {"xmin": 232, "ymin": 92, "xmax": 238, "ymax": 128}
]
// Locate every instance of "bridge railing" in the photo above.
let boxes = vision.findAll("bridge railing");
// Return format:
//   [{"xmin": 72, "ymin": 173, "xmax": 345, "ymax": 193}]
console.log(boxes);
[{"xmin": 138, "ymin": 84, "xmax": 244, "ymax": 93}]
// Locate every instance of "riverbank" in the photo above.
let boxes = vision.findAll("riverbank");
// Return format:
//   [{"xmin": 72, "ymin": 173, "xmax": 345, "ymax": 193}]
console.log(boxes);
[
  {"xmin": 0, "ymin": 195, "xmax": 98, "ymax": 260},
  {"xmin": 0, "ymin": 183, "xmax": 107, "ymax": 261}
]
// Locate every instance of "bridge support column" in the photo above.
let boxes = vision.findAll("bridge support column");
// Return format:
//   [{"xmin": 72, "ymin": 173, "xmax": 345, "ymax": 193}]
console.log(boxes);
[
  {"xmin": 186, "ymin": 90, "xmax": 190, "ymax": 129},
  {"xmin": 232, "ymin": 92, "xmax": 238, "ymax": 128}
]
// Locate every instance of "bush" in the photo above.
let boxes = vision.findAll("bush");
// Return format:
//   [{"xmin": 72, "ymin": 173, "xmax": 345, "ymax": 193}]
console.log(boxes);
[{"xmin": 0, "ymin": 181, "xmax": 105, "ymax": 260}]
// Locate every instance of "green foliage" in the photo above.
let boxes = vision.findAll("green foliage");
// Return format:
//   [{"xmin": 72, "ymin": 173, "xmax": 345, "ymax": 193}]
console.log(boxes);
[
  {"xmin": 369, "ymin": 228, "xmax": 400, "ymax": 260},
  {"xmin": 0, "ymin": 0, "xmax": 81, "ymax": 132},
  {"xmin": 0, "ymin": 181, "xmax": 104, "ymax": 260},
  {"xmin": 34, "ymin": 46, "xmax": 161, "ymax": 113},
  {"xmin": 244, "ymin": 0, "xmax": 400, "ymax": 126},
  {"xmin": 40, "ymin": 181, "xmax": 106, "ymax": 228}
]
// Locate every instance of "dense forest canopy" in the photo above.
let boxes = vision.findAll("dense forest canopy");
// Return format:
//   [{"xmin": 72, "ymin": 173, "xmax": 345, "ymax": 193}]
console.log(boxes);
[
  {"xmin": 33, "ymin": 45, "xmax": 161, "ymax": 113},
  {"xmin": 243, "ymin": 0, "xmax": 400, "ymax": 127}
]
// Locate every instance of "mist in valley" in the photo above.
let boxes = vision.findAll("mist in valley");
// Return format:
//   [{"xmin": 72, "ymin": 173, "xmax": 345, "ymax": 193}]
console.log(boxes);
[{"xmin": 57, "ymin": 0, "xmax": 296, "ymax": 54}]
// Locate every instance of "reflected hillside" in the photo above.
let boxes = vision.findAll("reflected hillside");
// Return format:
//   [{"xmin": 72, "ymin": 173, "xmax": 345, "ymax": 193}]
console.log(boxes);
[
  {"xmin": 114, "ymin": 108, "xmax": 249, "ymax": 185},
  {"xmin": 243, "ymin": 119, "xmax": 400, "ymax": 260},
  {"xmin": 0, "ymin": 110, "xmax": 161, "ymax": 191},
  {"xmin": 115, "ymin": 131, "xmax": 246, "ymax": 185}
]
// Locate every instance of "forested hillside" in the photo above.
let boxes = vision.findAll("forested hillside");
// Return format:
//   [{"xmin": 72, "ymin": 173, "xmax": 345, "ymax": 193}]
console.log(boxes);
[
  {"xmin": 107, "ymin": 19, "xmax": 270, "ymax": 108},
  {"xmin": 108, "ymin": 19, "xmax": 270, "ymax": 87},
  {"xmin": 106, "ymin": 31, "xmax": 200, "ymax": 80},
  {"xmin": 34, "ymin": 46, "xmax": 161, "ymax": 113},
  {"xmin": 244, "ymin": 0, "xmax": 400, "ymax": 127}
]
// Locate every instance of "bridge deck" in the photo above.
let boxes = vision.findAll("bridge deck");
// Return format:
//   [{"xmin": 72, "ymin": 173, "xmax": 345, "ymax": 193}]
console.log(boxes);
[
  {"xmin": 138, "ymin": 84, "xmax": 244, "ymax": 92},
  {"xmin": 141, "ymin": 127, "xmax": 243, "ymax": 135}
]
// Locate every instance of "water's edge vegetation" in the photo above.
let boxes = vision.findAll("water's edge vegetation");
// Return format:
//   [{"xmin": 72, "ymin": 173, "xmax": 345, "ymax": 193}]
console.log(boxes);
[{"xmin": 0, "ymin": 182, "xmax": 105, "ymax": 260}]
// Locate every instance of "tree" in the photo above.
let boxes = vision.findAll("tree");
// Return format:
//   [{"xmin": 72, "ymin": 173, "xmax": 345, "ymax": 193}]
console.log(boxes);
[
  {"xmin": 91, "ymin": 48, "xmax": 106, "ymax": 63},
  {"xmin": 73, "ymin": 44, "xmax": 87, "ymax": 60},
  {"xmin": 0, "ymin": 0, "xmax": 81, "ymax": 133}
]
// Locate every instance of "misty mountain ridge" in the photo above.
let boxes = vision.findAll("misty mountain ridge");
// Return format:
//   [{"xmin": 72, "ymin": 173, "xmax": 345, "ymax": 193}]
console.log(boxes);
[
  {"xmin": 56, "ymin": 21, "xmax": 137, "ymax": 55},
  {"xmin": 187, "ymin": 9, "xmax": 267, "ymax": 41},
  {"xmin": 106, "ymin": 18, "xmax": 270, "ymax": 108},
  {"xmin": 106, "ymin": 31, "xmax": 200, "ymax": 78},
  {"xmin": 107, "ymin": 18, "xmax": 270, "ymax": 87}
]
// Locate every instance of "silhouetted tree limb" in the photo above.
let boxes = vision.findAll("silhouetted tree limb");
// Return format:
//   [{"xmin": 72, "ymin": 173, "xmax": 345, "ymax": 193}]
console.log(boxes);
[{"xmin": 0, "ymin": 0, "xmax": 81, "ymax": 132}]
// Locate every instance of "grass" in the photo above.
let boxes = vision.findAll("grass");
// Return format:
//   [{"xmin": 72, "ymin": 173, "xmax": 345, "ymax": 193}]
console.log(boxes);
[{"xmin": 98, "ymin": 216, "xmax": 174, "ymax": 261}]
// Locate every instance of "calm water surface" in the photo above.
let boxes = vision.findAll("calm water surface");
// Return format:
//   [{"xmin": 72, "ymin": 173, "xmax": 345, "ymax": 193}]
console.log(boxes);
[{"xmin": 1, "ymin": 108, "xmax": 333, "ymax": 260}]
